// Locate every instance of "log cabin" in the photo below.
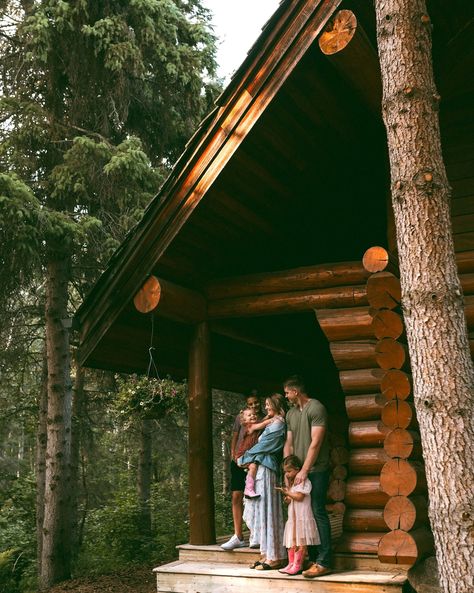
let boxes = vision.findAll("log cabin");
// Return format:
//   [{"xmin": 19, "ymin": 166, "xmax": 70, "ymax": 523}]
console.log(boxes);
[{"xmin": 74, "ymin": 1, "xmax": 474, "ymax": 592}]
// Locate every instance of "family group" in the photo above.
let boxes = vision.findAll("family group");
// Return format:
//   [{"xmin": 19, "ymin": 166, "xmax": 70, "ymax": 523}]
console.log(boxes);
[{"xmin": 221, "ymin": 375, "xmax": 332, "ymax": 578}]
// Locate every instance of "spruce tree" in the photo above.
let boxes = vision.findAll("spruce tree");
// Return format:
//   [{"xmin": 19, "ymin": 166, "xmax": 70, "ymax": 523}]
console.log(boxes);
[{"xmin": 0, "ymin": 1, "xmax": 217, "ymax": 587}]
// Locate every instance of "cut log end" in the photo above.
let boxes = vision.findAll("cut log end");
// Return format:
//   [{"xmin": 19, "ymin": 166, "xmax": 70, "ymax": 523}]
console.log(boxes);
[
  {"xmin": 380, "ymin": 459, "xmax": 425, "ymax": 497},
  {"xmin": 367, "ymin": 272, "xmax": 401, "ymax": 310},
  {"xmin": 384, "ymin": 428, "xmax": 421, "ymax": 459},
  {"xmin": 363, "ymin": 246, "xmax": 391, "ymax": 273},
  {"xmin": 383, "ymin": 495, "xmax": 428, "ymax": 531},
  {"xmin": 134, "ymin": 275, "xmax": 161, "ymax": 314},
  {"xmin": 371, "ymin": 309, "xmax": 404, "ymax": 340},
  {"xmin": 332, "ymin": 464, "xmax": 348, "ymax": 480},
  {"xmin": 381, "ymin": 369, "xmax": 412, "ymax": 401},
  {"xmin": 381, "ymin": 399, "xmax": 415, "ymax": 429},
  {"xmin": 319, "ymin": 9, "xmax": 357, "ymax": 55},
  {"xmin": 327, "ymin": 478, "xmax": 347, "ymax": 502},
  {"xmin": 378, "ymin": 528, "xmax": 434, "ymax": 566},
  {"xmin": 375, "ymin": 338, "xmax": 406, "ymax": 370}
]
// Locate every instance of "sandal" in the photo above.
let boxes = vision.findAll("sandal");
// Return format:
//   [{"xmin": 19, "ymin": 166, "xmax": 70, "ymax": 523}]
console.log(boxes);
[
  {"xmin": 255, "ymin": 561, "xmax": 281, "ymax": 571},
  {"xmin": 249, "ymin": 560, "xmax": 262, "ymax": 569}
]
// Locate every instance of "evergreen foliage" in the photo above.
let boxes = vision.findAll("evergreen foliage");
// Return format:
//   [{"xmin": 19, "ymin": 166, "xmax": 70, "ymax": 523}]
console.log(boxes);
[
  {"xmin": 0, "ymin": 0, "xmax": 218, "ymax": 287},
  {"xmin": 0, "ymin": 0, "xmax": 221, "ymax": 590}
]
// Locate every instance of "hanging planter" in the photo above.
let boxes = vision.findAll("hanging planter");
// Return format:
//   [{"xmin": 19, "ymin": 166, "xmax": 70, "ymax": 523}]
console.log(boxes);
[{"xmin": 115, "ymin": 374, "xmax": 187, "ymax": 420}]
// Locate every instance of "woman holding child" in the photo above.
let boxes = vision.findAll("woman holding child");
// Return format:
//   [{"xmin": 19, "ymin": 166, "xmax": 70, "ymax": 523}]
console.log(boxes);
[{"xmin": 237, "ymin": 393, "xmax": 287, "ymax": 570}]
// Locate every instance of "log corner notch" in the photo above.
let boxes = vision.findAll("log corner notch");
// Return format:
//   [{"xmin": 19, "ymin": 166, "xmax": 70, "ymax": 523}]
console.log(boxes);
[
  {"xmin": 360, "ymin": 248, "xmax": 433, "ymax": 566},
  {"xmin": 133, "ymin": 275, "xmax": 207, "ymax": 324}
]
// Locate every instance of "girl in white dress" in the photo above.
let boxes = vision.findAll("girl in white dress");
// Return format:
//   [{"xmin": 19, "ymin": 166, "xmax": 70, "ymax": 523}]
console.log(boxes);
[{"xmin": 277, "ymin": 455, "xmax": 320, "ymax": 576}]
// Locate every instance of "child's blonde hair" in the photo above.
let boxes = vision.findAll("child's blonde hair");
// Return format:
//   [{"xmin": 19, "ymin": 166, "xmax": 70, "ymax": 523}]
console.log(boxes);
[
  {"xmin": 239, "ymin": 408, "xmax": 256, "ymax": 422},
  {"xmin": 282, "ymin": 454, "xmax": 303, "ymax": 471}
]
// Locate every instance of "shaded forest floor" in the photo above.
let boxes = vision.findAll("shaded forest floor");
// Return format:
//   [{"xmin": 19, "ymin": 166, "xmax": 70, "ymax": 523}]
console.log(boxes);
[{"xmin": 49, "ymin": 565, "xmax": 157, "ymax": 593}]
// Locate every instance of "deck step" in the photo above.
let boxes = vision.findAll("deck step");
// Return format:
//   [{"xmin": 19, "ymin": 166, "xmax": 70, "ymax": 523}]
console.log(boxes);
[
  {"xmin": 154, "ymin": 559, "xmax": 407, "ymax": 593},
  {"xmin": 177, "ymin": 544, "xmax": 409, "ymax": 573}
]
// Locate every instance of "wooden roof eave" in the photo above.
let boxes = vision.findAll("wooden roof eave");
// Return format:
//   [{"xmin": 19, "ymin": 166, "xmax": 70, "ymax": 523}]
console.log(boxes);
[{"xmin": 75, "ymin": 0, "xmax": 343, "ymax": 367}]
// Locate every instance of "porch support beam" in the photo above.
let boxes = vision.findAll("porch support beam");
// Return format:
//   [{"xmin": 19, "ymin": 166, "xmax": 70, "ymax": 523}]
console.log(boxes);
[{"xmin": 188, "ymin": 321, "xmax": 215, "ymax": 544}]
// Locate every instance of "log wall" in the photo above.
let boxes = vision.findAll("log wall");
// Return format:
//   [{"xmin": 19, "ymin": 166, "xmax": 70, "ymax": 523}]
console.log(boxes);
[{"xmin": 316, "ymin": 246, "xmax": 434, "ymax": 564}]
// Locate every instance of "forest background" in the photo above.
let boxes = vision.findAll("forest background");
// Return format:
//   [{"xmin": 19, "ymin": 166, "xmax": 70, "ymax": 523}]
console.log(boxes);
[{"xmin": 0, "ymin": 1, "xmax": 243, "ymax": 591}]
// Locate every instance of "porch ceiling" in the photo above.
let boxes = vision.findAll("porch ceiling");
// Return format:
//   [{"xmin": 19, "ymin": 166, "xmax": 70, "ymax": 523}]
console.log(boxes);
[{"xmin": 152, "ymin": 40, "xmax": 388, "ymax": 288}]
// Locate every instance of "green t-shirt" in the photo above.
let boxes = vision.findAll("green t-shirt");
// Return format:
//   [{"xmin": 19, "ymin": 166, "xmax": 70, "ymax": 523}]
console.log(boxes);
[{"xmin": 286, "ymin": 399, "xmax": 330, "ymax": 472}]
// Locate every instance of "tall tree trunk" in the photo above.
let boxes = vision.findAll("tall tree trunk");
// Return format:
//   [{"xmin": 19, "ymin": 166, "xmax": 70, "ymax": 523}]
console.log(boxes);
[
  {"xmin": 36, "ymin": 351, "xmax": 48, "ymax": 577},
  {"xmin": 40, "ymin": 255, "xmax": 73, "ymax": 589},
  {"xmin": 375, "ymin": 2, "xmax": 474, "ymax": 592},
  {"xmin": 70, "ymin": 360, "xmax": 85, "ymax": 561},
  {"xmin": 137, "ymin": 417, "xmax": 153, "ymax": 537}
]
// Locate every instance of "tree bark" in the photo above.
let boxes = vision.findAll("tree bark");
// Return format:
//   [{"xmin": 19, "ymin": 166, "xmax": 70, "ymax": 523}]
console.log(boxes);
[
  {"xmin": 40, "ymin": 256, "xmax": 73, "ymax": 589},
  {"xmin": 375, "ymin": 1, "xmax": 474, "ymax": 590}
]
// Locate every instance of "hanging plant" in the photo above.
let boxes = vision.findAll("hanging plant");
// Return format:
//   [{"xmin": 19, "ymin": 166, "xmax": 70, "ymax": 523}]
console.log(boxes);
[{"xmin": 115, "ymin": 374, "xmax": 187, "ymax": 420}]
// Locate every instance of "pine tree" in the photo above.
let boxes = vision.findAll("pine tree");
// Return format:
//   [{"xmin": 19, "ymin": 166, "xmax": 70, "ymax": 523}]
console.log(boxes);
[{"xmin": 0, "ymin": 1, "xmax": 218, "ymax": 587}]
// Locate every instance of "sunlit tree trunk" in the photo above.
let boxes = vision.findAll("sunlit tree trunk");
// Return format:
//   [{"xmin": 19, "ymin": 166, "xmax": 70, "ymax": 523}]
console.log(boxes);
[
  {"xmin": 40, "ymin": 255, "xmax": 73, "ymax": 589},
  {"xmin": 375, "ymin": 2, "xmax": 474, "ymax": 591}
]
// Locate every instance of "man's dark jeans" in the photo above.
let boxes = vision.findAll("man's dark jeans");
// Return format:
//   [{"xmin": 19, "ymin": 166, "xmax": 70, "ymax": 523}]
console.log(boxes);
[{"xmin": 307, "ymin": 469, "xmax": 331, "ymax": 568}]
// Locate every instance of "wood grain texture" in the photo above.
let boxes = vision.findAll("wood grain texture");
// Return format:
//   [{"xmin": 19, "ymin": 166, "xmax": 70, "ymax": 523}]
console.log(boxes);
[
  {"xmin": 378, "ymin": 528, "xmax": 434, "ymax": 566},
  {"xmin": 383, "ymin": 495, "xmax": 429, "ymax": 531},
  {"xmin": 349, "ymin": 448, "xmax": 391, "ymax": 475}
]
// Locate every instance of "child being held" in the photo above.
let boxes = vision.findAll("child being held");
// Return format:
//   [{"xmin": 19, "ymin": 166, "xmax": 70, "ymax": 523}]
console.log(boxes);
[
  {"xmin": 234, "ymin": 408, "xmax": 261, "ymax": 461},
  {"xmin": 237, "ymin": 396, "xmax": 285, "ymax": 499},
  {"xmin": 277, "ymin": 455, "xmax": 320, "ymax": 576}
]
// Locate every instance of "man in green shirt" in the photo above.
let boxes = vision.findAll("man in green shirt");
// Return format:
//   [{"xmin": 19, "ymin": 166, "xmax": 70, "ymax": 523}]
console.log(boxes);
[{"xmin": 283, "ymin": 375, "xmax": 331, "ymax": 577}]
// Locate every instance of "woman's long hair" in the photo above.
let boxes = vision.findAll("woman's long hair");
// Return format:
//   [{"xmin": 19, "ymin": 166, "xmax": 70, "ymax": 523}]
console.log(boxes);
[{"xmin": 266, "ymin": 392, "xmax": 288, "ymax": 417}]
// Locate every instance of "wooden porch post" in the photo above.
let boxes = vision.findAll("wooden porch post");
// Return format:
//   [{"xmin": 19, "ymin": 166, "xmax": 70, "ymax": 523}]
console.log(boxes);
[{"xmin": 188, "ymin": 321, "xmax": 216, "ymax": 544}]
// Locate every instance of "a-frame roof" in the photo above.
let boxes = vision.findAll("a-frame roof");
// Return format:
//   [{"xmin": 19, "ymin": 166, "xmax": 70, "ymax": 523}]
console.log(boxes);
[
  {"xmin": 75, "ymin": 0, "xmax": 474, "ymax": 389},
  {"xmin": 76, "ymin": 0, "xmax": 349, "ymax": 365}
]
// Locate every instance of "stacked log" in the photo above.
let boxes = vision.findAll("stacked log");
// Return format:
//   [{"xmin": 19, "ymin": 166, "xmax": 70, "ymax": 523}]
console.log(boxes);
[
  {"xmin": 361, "ymin": 247, "xmax": 433, "ymax": 565},
  {"xmin": 315, "ymin": 246, "xmax": 433, "ymax": 561}
]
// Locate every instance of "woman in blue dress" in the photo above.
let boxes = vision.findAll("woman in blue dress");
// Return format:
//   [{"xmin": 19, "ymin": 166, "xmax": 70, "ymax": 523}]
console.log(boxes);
[{"xmin": 238, "ymin": 392, "xmax": 287, "ymax": 570}]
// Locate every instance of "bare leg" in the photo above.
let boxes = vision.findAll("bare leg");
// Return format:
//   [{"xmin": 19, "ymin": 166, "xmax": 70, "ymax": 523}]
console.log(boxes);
[{"xmin": 231, "ymin": 490, "xmax": 244, "ymax": 539}]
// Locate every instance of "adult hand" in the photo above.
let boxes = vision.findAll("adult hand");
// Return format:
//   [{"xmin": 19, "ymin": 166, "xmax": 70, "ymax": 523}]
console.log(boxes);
[{"xmin": 294, "ymin": 469, "xmax": 308, "ymax": 485}]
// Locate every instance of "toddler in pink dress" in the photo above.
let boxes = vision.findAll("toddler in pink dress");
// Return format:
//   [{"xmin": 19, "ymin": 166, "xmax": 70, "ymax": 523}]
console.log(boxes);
[{"xmin": 277, "ymin": 455, "xmax": 320, "ymax": 576}]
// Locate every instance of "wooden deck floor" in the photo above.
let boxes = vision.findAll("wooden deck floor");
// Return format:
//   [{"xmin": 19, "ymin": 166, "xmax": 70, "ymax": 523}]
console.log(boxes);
[{"xmin": 154, "ymin": 544, "xmax": 409, "ymax": 593}]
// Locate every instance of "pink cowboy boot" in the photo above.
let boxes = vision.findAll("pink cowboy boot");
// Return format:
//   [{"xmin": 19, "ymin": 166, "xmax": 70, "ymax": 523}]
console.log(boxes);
[
  {"xmin": 286, "ymin": 548, "xmax": 305, "ymax": 575},
  {"xmin": 278, "ymin": 548, "xmax": 295, "ymax": 574},
  {"xmin": 244, "ymin": 475, "xmax": 260, "ymax": 499}
]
